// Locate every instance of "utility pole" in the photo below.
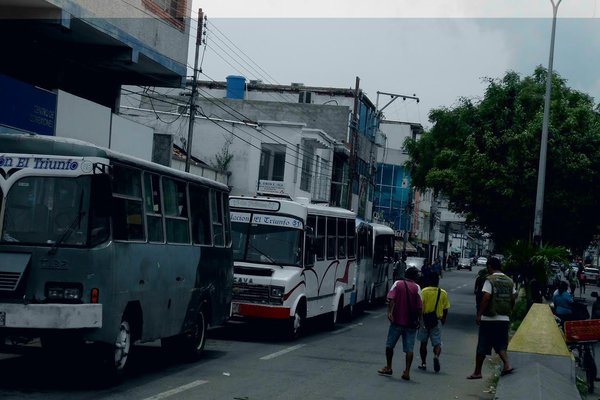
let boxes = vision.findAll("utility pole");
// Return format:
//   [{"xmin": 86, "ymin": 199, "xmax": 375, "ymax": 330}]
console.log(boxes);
[
  {"xmin": 533, "ymin": 0, "xmax": 562, "ymax": 246},
  {"xmin": 185, "ymin": 8, "xmax": 204, "ymax": 173},
  {"xmin": 346, "ymin": 76, "xmax": 360, "ymax": 211}
]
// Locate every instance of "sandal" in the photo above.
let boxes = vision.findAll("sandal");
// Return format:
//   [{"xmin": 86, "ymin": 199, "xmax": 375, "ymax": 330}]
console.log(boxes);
[
  {"xmin": 417, "ymin": 364, "xmax": 426, "ymax": 370},
  {"xmin": 500, "ymin": 368, "xmax": 514, "ymax": 376},
  {"xmin": 466, "ymin": 374, "xmax": 482, "ymax": 380},
  {"xmin": 401, "ymin": 373, "xmax": 410, "ymax": 381},
  {"xmin": 378, "ymin": 367, "xmax": 393, "ymax": 376}
]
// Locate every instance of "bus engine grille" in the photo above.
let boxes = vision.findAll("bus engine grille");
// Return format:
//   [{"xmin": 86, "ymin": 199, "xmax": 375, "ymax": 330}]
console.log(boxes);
[
  {"xmin": 232, "ymin": 283, "xmax": 281, "ymax": 305},
  {"xmin": 0, "ymin": 271, "xmax": 22, "ymax": 291}
]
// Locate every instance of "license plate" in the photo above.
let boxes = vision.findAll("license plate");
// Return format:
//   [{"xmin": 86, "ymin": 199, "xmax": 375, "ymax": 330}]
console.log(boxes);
[
  {"xmin": 0, "ymin": 311, "xmax": 5, "ymax": 327},
  {"xmin": 231, "ymin": 303, "xmax": 240, "ymax": 315}
]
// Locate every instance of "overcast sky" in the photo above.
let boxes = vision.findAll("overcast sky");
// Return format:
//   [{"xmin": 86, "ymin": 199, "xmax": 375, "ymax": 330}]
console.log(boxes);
[{"xmin": 191, "ymin": 0, "xmax": 600, "ymax": 128}]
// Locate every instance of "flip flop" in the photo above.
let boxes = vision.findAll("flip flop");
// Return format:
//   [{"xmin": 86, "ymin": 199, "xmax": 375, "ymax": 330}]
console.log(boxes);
[
  {"xmin": 401, "ymin": 374, "xmax": 410, "ymax": 381},
  {"xmin": 417, "ymin": 364, "xmax": 426, "ymax": 370},
  {"xmin": 466, "ymin": 374, "xmax": 482, "ymax": 380},
  {"xmin": 377, "ymin": 367, "xmax": 393, "ymax": 376},
  {"xmin": 433, "ymin": 357, "xmax": 440, "ymax": 373},
  {"xmin": 500, "ymin": 368, "xmax": 514, "ymax": 376}
]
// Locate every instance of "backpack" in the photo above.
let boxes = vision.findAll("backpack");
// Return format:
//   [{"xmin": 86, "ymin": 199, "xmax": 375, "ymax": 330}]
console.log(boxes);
[{"xmin": 483, "ymin": 274, "xmax": 514, "ymax": 317}]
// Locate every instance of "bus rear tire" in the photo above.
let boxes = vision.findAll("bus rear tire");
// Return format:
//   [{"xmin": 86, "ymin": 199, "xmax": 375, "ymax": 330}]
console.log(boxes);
[
  {"xmin": 162, "ymin": 304, "xmax": 207, "ymax": 361},
  {"xmin": 327, "ymin": 296, "xmax": 344, "ymax": 330}
]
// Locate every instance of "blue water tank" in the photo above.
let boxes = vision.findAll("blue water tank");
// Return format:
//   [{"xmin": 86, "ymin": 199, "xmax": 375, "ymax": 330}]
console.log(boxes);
[{"xmin": 226, "ymin": 75, "xmax": 246, "ymax": 99}]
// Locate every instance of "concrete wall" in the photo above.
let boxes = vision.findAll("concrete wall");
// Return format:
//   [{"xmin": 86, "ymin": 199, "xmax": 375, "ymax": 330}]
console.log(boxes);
[
  {"xmin": 50, "ymin": 0, "xmax": 190, "ymax": 77},
  {"xmin": 195, "ymin": 97, "xmax": 351, "ymax": 143},
  {"xmin": 55, "ymin": 90, "xmax": 111, "ymax": 148},
  {"xmin": 110, "ymin": 114, "xmax": 154, "ymax": 161}
]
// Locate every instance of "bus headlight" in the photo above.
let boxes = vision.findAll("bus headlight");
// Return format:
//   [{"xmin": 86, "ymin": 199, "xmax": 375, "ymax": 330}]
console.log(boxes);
[{"xmin": 270, "ymin": 286, "xmax": 285, "ymax": 299}]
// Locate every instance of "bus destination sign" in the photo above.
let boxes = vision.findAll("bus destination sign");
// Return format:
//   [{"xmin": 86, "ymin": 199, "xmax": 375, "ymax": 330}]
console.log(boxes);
[{"xmin": 0, "ymin": 155, "xmax": 93, "ymax": 173}]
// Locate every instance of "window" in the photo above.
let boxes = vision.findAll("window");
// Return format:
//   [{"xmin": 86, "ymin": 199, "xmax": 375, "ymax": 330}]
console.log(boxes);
[
  {"xmin": 347, "ymin": 219, "xmax": 356, "ymax": 258},
  {"xmin": 316, "ymin": 216, "xmax": 326, "ymax": 260},
  {"xmin": 300, "ymin": 147, "xmax": 314, "ymax": 191},
  {"xmin": 163, "ymin": 177, "xmax": 189, "ymax": 244},
  {"xmin": 337, "ymin": 218, "xmax": 346, "ymax": 258},
  {"xmin": 189, "ymin": 184, "xmax": 212, "ymax": 245},
  {"xmin": 112, "ymin": 164, "xmax": 144, "ymax": 241},
  {"xmin": 326, "ymin": 217, "xmax": 336, "ymax": 260},
  {"xmin": 258, "ymin": 143, "xmax": 286, "ymax": 181},
  {"xmin": 144, "ymin": 173, "xmax": 164, "ymax": 243},
  {"xmin": 211, "ymin": 190, "xmax": 224, "ymax": 246},
  {"xmin": 142, "ymin": 0, "xmax": 186, "ymax": 30}
]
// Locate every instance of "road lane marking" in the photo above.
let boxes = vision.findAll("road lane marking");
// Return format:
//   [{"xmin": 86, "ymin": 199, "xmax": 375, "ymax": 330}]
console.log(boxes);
[
  {"xmin": 371, "ymin": 312, "xmax": 386, "ymax": 319},
  {"xmin": 450, "ymin": 284, "xmax": 470, "ymax": 292},
  {"xmin": 260, "ymin": 344, "xmax": 305, "ymax": 360},
  {"xmin": 141, "ymin": 380, "xmax": 208, "ymax": 400},
  {"xmin": 331, "ymin": 323, "xmax": 362, "ymax": 334}
]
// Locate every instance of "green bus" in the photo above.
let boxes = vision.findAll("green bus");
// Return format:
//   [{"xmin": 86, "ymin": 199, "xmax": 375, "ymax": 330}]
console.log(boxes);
[{"xmin": 0, "ymin": 133, "xmax": 233, "ymax": 375}]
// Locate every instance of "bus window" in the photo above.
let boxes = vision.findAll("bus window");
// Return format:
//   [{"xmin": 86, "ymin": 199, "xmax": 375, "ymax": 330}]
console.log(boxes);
[
  {"xmin": 144, "ymin": 173, "xmax": 164, "ymax": 243},
  {"xmin": 326, "ymin": 217, "xmax": 336, "ymax": 260},
  {"xmin": 112, "ymin": 164, "xmax": 144, "ymax": 241},
  {"xmin": 211, "ymin": 190, "xmax": 224, "ymax": 247},
  {"xmin": 347, "ymin": 219, "xmax": 356, "ymax": 258},
  {"xmin": 89, "ymin": 175, "xmax": 110, "ymax": 246},
  {"xmin": 337, "ymin": 218, "xmax": 346, "ymax": 258},
  {"xmin": 189, "ymin": 184, "xmax": 212, "ymax": 246},
  {"xmin": 316, "ymin": 216, "xmax": 325, "ymax": 261},
  {"xmin": 223, "ymin": 195, "xmax": 231, "ymax": 246},
  {"xmin": 163, "ymin": 177, "xmax": 190, "ymax": 244}
]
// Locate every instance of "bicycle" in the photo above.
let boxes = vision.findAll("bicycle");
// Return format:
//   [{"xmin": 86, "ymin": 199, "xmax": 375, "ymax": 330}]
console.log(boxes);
[{"xmin": 564, "ymin": 319, "xmax": 600, "ymax": 394}]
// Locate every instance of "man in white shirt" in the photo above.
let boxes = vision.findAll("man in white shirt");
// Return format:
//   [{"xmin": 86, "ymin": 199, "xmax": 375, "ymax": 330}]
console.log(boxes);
[{"xmin": 467, "ymin": 257, "xmax": 515, "ymax": 379}]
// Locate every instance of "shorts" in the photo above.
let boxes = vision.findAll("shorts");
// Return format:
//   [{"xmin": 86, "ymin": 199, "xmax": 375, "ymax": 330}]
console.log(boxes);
[
  {"xmin": 386, "ymin": 323, "xmax": 417, "ymax": 353},
  {"xmin": 417, "ymin": 322, "xmax": 442, "ymax": 347},
  {"xmin": 476, "ymin": 320, "xmax": 509, "ymax": 355}
]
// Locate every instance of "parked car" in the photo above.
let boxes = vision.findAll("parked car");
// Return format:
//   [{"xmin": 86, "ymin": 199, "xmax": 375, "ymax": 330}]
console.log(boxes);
[
  {"xmin": 457, "ymin": 257, "xmax": 472, "ymax": 271},
  {"xmin": 405, "ymin": 257, "xmax": 426, "ymax": 271},
  {"xmin": 476, "ymin": 257, "xmax": 488, "ymax": 267},
  {"xmin": 584, "ymin": 267, "xmax": 600, "ymax": 283}
]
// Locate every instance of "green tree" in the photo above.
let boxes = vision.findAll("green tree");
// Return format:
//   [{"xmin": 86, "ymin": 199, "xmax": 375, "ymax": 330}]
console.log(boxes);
[{"xmin": 405, "ymin": 67, "xmax": 600, "ymax": 252}]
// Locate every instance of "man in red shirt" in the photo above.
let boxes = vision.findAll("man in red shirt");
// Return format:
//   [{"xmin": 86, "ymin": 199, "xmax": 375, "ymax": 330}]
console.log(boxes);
[{"xmin": 378, "ymin": 267, "xmax": 423, "ymax": 380}]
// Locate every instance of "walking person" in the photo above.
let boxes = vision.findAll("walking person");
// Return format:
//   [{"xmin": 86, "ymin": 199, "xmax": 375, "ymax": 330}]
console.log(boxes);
[
  {"xmin": 378, "ymin": 267, "xmax": 423, "ymax": 381},
  {"xmin": 417, "ymin": 273, "xmax": 450, "ymax": 373},
  {"xmin": 578, "ymin": 266, "xmax": 587, "ymax": 296},
  {"xmin": 467, "ymin": 257, "xmax": 516, "ymax": 380}
]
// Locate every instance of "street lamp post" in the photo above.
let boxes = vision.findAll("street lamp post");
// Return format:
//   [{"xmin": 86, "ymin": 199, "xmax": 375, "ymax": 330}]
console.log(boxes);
[{"xmin": 533, "ymin": 0, "xmax": 562, "ymax": 246}]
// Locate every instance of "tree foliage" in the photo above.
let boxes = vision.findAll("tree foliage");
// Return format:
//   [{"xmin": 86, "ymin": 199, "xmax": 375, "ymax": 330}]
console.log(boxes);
[{"xmin": 405, "ymin": 66, "xmax": 600, "ymax": 252}]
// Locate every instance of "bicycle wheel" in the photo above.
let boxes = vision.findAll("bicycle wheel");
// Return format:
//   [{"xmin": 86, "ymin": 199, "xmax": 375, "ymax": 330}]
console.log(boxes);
[{"xmin": 583, "ymin": 344, "xmax": 597, "ymax": 393}]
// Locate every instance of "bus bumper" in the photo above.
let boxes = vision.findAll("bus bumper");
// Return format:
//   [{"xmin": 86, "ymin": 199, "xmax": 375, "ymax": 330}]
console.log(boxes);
[
  {"xmin": 0, "ymin": 303, "xmax": 102, "ymax": 329},
  {"xmin": 231, "ymin": 302, "xmax": 290, "ymax": 319}
]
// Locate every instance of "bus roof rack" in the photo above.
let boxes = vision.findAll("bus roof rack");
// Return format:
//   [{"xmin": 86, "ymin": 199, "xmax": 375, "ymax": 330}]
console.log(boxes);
[{"xmin": 255, "ymin": 191, "xmax": 293, "ymax": 200}]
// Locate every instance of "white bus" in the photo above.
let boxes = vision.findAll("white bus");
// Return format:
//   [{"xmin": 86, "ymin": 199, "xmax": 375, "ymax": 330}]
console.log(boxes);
[
  {"xmin": 355, "ymin": 221, "xmax": 395, "ymax": 307},
  {"xmin": 0, "ymin": 134, "xmax": 233, "ymax": 376},
  {"xmin": 229, "ymin": 195, "xmax": 357, "ymax": 338}
]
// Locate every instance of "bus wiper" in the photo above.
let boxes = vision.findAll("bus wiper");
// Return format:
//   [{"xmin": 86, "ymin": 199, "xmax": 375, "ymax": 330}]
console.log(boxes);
[
  {"xmin": 48, "ymin": 193, "xmax": 85, "ymax": 255},
  {"xmin": 247, "ymin": 242, "xmax": 284, "ymax": 268}
]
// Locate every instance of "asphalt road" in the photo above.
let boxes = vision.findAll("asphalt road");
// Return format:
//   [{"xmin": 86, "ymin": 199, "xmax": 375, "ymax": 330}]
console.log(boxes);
[{"xmin": 0, "ymin": 267, "xmax": 498, "ymax": 400}]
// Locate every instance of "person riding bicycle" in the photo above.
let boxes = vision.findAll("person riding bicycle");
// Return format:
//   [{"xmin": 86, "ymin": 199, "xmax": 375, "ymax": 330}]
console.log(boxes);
[{"xmin": 553, "ymin": 281, "xmax": 574, "ymax": 325}]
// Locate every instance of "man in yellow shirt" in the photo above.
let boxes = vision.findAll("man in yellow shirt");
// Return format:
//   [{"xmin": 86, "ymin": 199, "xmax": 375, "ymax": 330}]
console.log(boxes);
[{"xmin": 417, "ymin": 273, "xmax": 450, "ymax": 373}]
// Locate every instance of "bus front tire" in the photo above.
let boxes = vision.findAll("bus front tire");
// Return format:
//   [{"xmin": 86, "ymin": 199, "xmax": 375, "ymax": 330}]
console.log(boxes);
[{"xmin": 287, "ymin": 303, "xmax": 305, "ymax": 340}]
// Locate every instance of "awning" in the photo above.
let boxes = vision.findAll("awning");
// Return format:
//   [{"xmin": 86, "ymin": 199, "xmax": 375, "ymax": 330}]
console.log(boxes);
[
  {"xmin": 301, "ymin": 129, "xmax": 334, "ymax": 149},
  {"xmin": 395, "ymin": 241, "xmax": 418, "ymax": 253}
]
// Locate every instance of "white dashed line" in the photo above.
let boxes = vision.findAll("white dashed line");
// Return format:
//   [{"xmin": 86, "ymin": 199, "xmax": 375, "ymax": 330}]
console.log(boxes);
[
  {"xmin": 331, "ymin": 323, "xmax": 362, "ymax": 334},
  {"xmin": 260, "ymin": 344, "xmax": 306, "ymax": 360},
  {"xmin": 141, "ymin": 380, "xmax": 208, "ymax": 400}
]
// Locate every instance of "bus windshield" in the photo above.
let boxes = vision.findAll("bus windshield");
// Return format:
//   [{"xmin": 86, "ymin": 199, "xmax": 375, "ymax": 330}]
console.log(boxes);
[
  {"xmin": 232, "ymin": 221, "xmax": 303, "ymax": 267},
  {"xmin": 1, "ymin": 175, "xmax": 109, "ymax": 247}
]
